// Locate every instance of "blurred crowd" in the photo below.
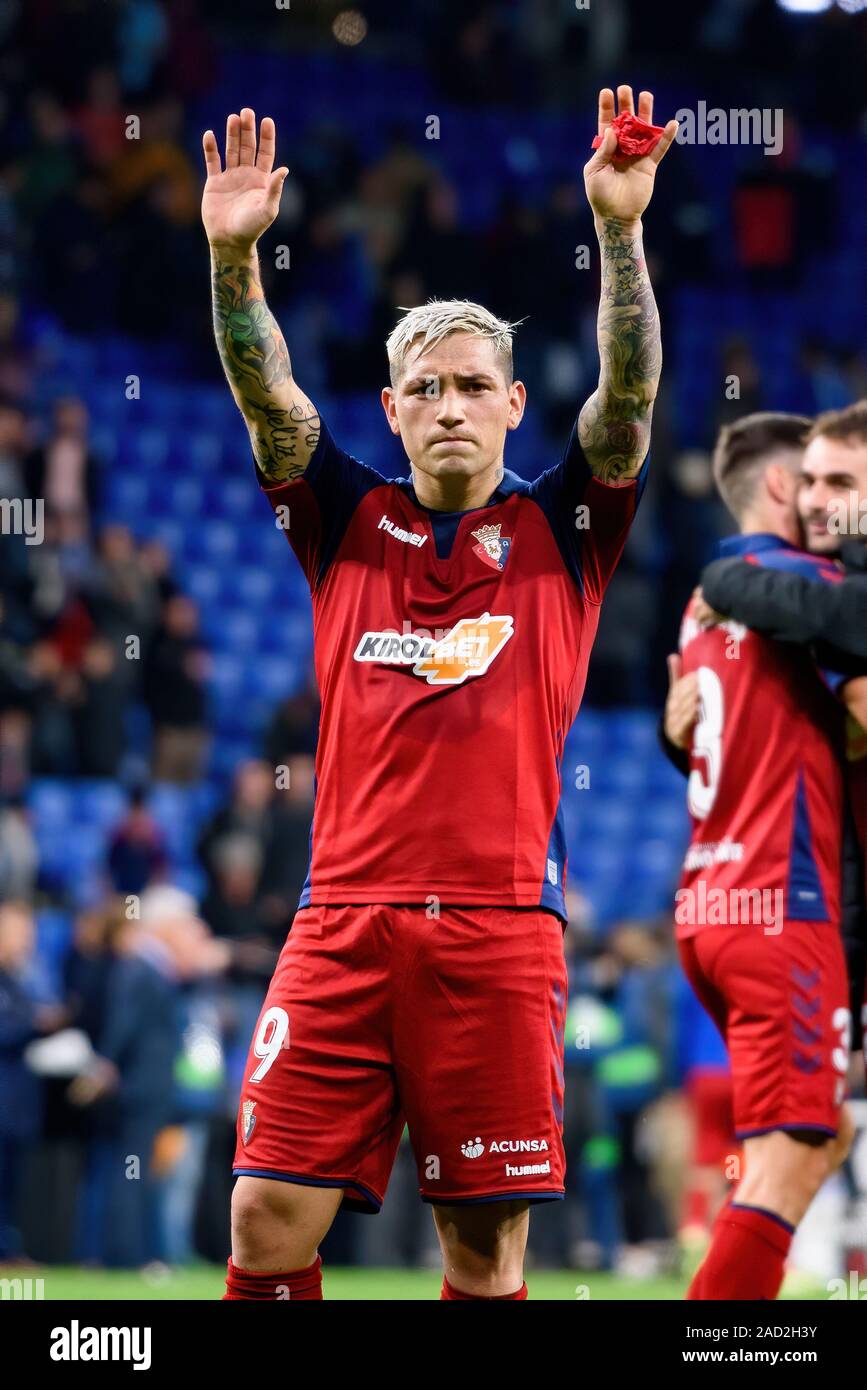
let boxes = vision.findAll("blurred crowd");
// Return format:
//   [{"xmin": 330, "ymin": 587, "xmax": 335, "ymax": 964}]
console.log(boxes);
[{"xmin": 0, "ymin": 395, "xmax": 210, "ymax": 794}]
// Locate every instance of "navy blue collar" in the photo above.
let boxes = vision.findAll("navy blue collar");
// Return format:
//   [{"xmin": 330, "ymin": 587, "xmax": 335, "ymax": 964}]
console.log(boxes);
[
  {"xmin": 395, "ymin": 467, "xmax": 528, "ymax": 516},
  {"xmin": 715, "ymin": 532, "xmax": 800, "ymax": 559}
]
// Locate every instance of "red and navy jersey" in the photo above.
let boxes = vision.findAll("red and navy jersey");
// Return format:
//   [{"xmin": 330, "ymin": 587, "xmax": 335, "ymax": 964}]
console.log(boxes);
[
  {"xmin": 261, "ymin": 415, "xmax": 647, "ymax": 920},
  {"xmin": 677, "ymin": 533, "xmax": 846, "ymax": 938}
]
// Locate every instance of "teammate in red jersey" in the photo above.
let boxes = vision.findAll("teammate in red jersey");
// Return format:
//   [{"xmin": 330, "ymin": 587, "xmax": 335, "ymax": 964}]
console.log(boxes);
[
  {"xmin": 202, "ymin": 89, "xmax": 678, "ymax": 1300},
  {"xmin": 694, "ymin": 404, "xmax": 867, "ymax": 1076},
  {"xmin": 668, "ymin": 413, "xmax": 867, "ymax": 1299},
  {"xmin": 699, "ymin": 404, "xmax": 867, "ymax": 895}
]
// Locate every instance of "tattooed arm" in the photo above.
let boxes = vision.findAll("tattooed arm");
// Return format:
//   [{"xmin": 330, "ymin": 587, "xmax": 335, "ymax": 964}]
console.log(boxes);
[
  {"xmin": 577, "ymin": 217, "xmax": 659, "ymax": 482},
  {"xmin": 579, "ymin": 86, "xmax": 677, "ymax": 483},
  {"xmin": 210, "ymin": 251, "xmax": 320, "ymax": 483},
  {"xmin": 203, "ymin": 110, "xmax": 321, "ymax": 483}
]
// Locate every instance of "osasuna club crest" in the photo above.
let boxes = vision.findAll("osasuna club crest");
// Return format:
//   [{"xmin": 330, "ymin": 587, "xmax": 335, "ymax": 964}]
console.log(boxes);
[
  {"xmin": 241, "ymin": 1099, "xmax": 257, "ymax": 1145},
  {"xmin": 471, "ymin": 522, "xmax": 511, "ymax": 572}
]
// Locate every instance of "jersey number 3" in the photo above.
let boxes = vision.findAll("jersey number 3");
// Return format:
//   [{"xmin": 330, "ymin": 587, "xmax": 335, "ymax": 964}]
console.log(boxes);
[{"xmin": 688, "ymin": 666, "xmax": 724, "ymax": 821}]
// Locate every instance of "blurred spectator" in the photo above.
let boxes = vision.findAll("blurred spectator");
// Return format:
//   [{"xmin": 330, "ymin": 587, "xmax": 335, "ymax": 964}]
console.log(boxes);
[
  {"xmin": 263, "ymin": 681, "xmax": 319, "ymax": 764},
  {"xmin": 106, "ymin": 787, "xmax": 169, "ymax": 898},
  {"xmin": 0, "ymin": 798, "xmax": 38, "ymax": 901},
  {"xmin": 64, "ymin": 898, "xmax": 130, "ymax": 1045},
  {"xmin": 260, "ymin": 752, "xmax": 316, "ymax": 930},
  {"xmin": 75, "ymin": 637, "xmax": 128, "ymax": 776},
  {"xmin": 0, "ymin": 902, "xmax": 66, "ymax": 1259},
  {"xmin": 118, "ymin": 0, "xmax": 169, "ymax": 93},
  {"xmin": 0, "ymin": 393, "xmax": 29, "ymax": 497},
  {"xmin": 70, "ymin": 885, "xmax": 228, "ymax": 1267},
  {"xmin": 24, "ymin": 396, "xmax": 100, "ymax": 534},
  {"xmin": 28, "ymin": 640, "xmax": 80, "ymax": 776},
  {"xmin": 138, "ymin": 539, "xmax": 178, "ymax": 606},
  {"xmin": 12, "ymin": 93, "xmax": 77, "ymax": 224},
  {"xmin": 200, "ymin": 831, "xmax": 264, "ymax": 945},
  {"xmin": 109, "ymin": 96, "xmax": 198, "ymax": 225},
  {"xmin": 31, "ymin": 165, "xmax": 114, "ymax": 330},
  {"xmin": 0, "ymin": 292, "xmax": 34, "ymax": 402},
  {"xmin": 86, "ymin": 525, "xmax": 160, "ymax": 677},
  {"xmin": 70, "ymin": 68, "xmax": 127, "ymax": 170},
  {"xmin": 0, "ymin": 593, "xmax": 37, "ymax": 796},
  {"xmin": 798, "ymin": 340, "xmax": 854, "ymax": 417},
  {"xmin": 433, "ymin": 6, "xmax": 524, "ymax": 106},
  {"xmin": 198, "ymin": 758, "xmax": 310, "ymax": 953},
  {"xmin": 393, "ymin": 178, "xmax": 483, "ymax": 304},
  {"xmin": 143, "ymin": 594, "xmax": 209, "ymax": 783}
]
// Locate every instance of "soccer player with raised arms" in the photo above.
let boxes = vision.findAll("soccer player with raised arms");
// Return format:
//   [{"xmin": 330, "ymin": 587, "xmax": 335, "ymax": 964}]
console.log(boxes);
[{"xmin": 203, "ymin": 89, "xmax": 677, "ymax": 1301}]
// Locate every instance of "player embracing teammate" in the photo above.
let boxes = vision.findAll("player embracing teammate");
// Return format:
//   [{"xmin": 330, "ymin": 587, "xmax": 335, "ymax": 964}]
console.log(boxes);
[{"xmin": 665, "ymin": 407, "xmax": 867, "ymax": 1299}]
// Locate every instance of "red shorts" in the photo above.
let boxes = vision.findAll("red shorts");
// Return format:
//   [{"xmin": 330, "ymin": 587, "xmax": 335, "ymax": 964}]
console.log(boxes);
[
  {"xmin": 678, "ymin": 921, "xmax": 849, "ymax": 1140},
  {"xmin": 233, "ymin": 904, "xmax": 568, "ymax": 1212}
]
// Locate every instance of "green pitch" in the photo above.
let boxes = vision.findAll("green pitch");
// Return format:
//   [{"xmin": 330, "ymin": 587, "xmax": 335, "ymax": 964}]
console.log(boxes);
[{"xmin": 0, "ymin": 1265, "xmax": 826, "ymax": 1300}]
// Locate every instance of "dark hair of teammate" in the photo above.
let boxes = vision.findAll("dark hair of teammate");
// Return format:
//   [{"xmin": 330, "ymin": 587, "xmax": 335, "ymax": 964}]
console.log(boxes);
[{"xmin": 712, "ymin": 412, "xmax": 812, "ymax": 520}]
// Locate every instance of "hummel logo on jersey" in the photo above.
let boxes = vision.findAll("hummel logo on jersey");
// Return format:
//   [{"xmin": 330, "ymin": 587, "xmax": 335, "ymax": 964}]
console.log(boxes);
[
  {"xmin": 461, "ymin": 1138, "xmax": 485, "ymax": 1159},
  {"xmin": 505, "ymin": 1160, "xmax": 551, "ymax": 1177},
  {"xmin": 378, "ymin": 514, "xmax": 428, "ymax": 547},
  {"xmin": 353, "ymin": 614, "xmax": 514, "ymax": 686}
]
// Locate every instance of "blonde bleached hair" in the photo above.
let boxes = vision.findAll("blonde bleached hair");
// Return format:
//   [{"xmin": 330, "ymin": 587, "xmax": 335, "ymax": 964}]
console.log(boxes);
[{"xmin": 385, "ymin": 298, "xmax": 523, "ymax": 388}]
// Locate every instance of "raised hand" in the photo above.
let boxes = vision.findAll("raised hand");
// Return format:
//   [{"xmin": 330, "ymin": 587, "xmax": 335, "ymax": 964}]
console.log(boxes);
[
  {"xmin": 202, "ymin": 109, "xmax": 289, "ymax": 252},
  {"xmin": 584, "ymin": 87, "xmax": 677, "ymax": 225}
]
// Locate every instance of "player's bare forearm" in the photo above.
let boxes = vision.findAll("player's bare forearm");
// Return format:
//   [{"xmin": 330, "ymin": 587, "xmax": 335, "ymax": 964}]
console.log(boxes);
[
  {"xmin": 577, "ymin": 215, "xmax": 660, "ymax": 483},
  {"xmin": 210, "ymin": 247, "xmax": 320, "ymax": 483}
]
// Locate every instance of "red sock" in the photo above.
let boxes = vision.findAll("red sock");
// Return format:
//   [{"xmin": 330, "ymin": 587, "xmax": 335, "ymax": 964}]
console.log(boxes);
[
  {"xmin": 686, "ymin": 1204, "xmax": 792, "ymax": 1301},
  {"xmin": 441, "ymin": 1277, "xmax": 528, "ymax": 1300},
  {"xmin": 223, "ymin": 1255, "xmax": 323, "ymax": 1300},
  {"xmin": 686, "ymin": 1189, "xmax": 737, "ymax": 1300}
]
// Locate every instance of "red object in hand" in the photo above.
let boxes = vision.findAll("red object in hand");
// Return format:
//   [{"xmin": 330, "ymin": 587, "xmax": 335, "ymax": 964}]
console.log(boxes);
[{"xmin": 592, "ymin": 112, "xmax": 666, "ymax": 163}]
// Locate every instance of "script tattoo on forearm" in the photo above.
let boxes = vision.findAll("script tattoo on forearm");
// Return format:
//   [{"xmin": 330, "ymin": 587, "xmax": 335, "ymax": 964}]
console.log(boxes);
[
  {"xmin": 211, "ymin": 257, "xmax": 320, "ymax": 482},
  {"xmin": 241, "ymin": 398, "xmax": 322, "ymax": 476},
  {"xmin": 578, "ymin": 219, "xmax": 661, "ymax": 483}
]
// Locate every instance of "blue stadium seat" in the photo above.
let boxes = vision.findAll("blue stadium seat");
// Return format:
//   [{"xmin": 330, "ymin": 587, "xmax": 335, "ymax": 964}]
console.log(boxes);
[
  {"xmin": 187, "ymin": 432, "xmax": 224, "ymax": 473},
  {"xmin": 148, "ymin": 519, "xmax": 186, "ymax": 555},
  {"xmin": 168, "ymin": 478, "xmax": 206, "ymax": 515},
  {"xmin": 75, "ymin": 781, "xmax": 126, "ymax": 829},
  {"xmin": 126, "ymin": 428, "xmax": 171, "ymax": 471},
  {"xmin": 185, "ymin": 565, "xmax": 223, "ymax": 607},
  {"xmin": 236, "ymin": 567, "xmax": 277, "ymax": 606},
  {"xmin": 217, "ymin": 610, "xmax": 262, "ymax": 653},
  {"xmin": 28, "ymin": 780, "xmax": 72, "ymax": 828}
]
